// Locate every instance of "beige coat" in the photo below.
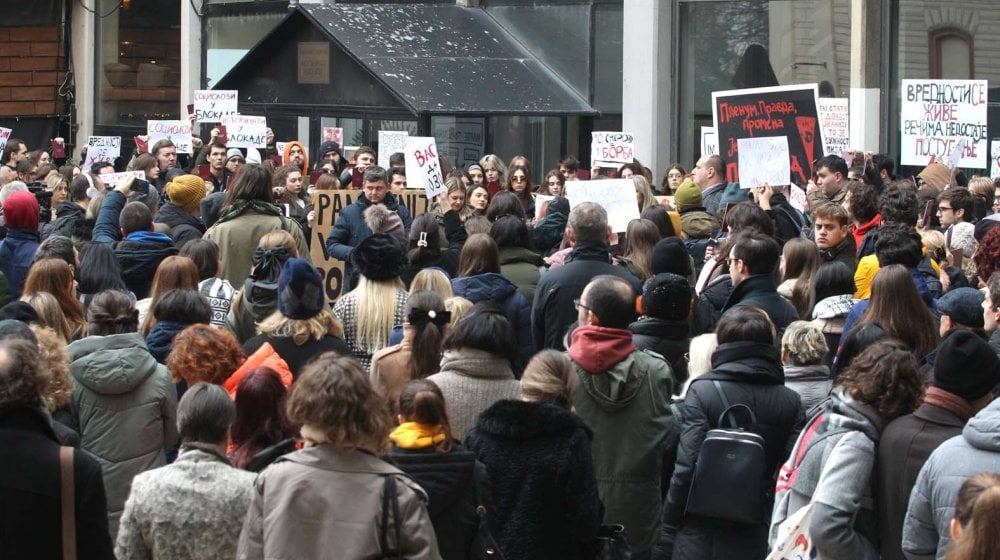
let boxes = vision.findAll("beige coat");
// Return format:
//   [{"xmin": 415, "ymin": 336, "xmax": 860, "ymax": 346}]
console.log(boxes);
[
  {"xmin": 370, "ymin": 325, "xmax": 416, "ymax": 414},
  {"xmin": 237, "ymin": 444, "xmax": 441, "ymax": 560}
]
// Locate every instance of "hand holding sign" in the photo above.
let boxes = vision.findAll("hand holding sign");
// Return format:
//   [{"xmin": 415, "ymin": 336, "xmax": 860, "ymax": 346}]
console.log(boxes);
[
  {"xmin": 405, "ymin": 137, "xmax": 446, "ymax": 198},
  {"xmin": 737, "ymin": 136, "xmax": 790, "ymax": 188},
  {"xmin": 148, "ymin": 121, "xmax": 193, "ymax": 154}
]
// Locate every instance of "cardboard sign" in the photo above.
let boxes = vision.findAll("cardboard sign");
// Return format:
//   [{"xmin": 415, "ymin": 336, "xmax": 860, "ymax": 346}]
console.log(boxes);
[
  {"xmin": 82, "ymin": 136, "xmax": 121, "ymax": 168},
  {"xmin": 193, "ymin": 90, "xmax": 238, "ymax": 123},
  {"xmin": 100, "ymin": 170, "xmax": 146, "ymax": 189},
  {"xmin": 322, "ymin": 127, "xmax": 344, "ymax": 147},
  {"xmin": 565, "ymin": 179, "xmax": 641, "ymax": 233},
  {"xmin": 700, "ymin": 126, "xmax": 718, "ymax": 158},
  {"xmin": 737, "ymin": 136, "xmax": 790, "ymax": 188},
  {"xmin": 991, "ymin": 141, "xmax": 1000, "ymax": 181},
  {"xmin": 221, "ymin": 115, "xmax": 267, "ymax": 149},
  {"xmin": 0, "ymin": 127, "xmax": 11, "ymax": 152},
  {"xmin": 818, "ymin": 98, "xmax": 850, "ymax": 156},
  {"xmin": 310, "ymin": 189, "xmax": 429, "ymax": 301},
  {"xmin": 147, "ymin": 120, "xmax": 193, "ymax": 154},
  {"xmin": 591, "ymin": 132, "xmax": 635, "ymax": 166},
  {"xmin": 404, "ymin": 137, "xmax": 446, "ymax": 198},
  {"xmin": 378, "ymin": 131, "xmax": 409, "ymax": 169},
  {"xmin": 900, "ymin": 79, "xmax": 988, "ymax": 169},
  {"xmin": 713, "ymin": 84, "xmax": 823, "ymax": 186}
]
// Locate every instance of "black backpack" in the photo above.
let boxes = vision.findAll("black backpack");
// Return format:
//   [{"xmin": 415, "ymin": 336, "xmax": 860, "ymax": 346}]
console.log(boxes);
[{"xmin": 685, "ymin": 380, "xmax": 768, "ymax": 525}]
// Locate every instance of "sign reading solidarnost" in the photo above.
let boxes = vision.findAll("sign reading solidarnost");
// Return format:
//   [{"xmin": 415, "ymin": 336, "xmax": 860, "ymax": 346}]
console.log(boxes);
[
  {"xmin": 147, "ymin": 120, "xmax": 193, "ymax": 154},
  {"xmin": 221, "ymin": 115, "xmax": 267, "ymax": 149},
  {"xmin": 193, "ymin": 90, "xmax": 238, "ymax": 123},
  {"xmin": 100, "ymin": 170, "xmax": 146, "ymax": 189},
  {"xmin": 565, "ymin": 179, "xmax": 640, "ymax": 233},
  {"xmin": 991, "ymin": 141, "xmax": 1000, "ymax": 181},
  {"xmin": 310, "ymin": 189, "xmax": 429, "ymax": 301},
  {"xmin": 83, "ymin": 136, "xmax": 122, "ymax": 168},
  {"xmin": 700, "ymin": 126, "xmax": 718, "ymax": 158},
  {"xmin": 901, "ymin": 79, "xmax": 988, "ymax": 169},
  {"xmin": 712, "ymin": 83, "xmax": 823, "ymax": 186},
  {"xmin": 404, "ymin": 136, "xmax": 446, "ymax": 198},
  {"xmin": 0, "ymin": 127, "xmax": 11, "ymax": 152},
  {"xmin": 818, "ymin": 98, "xmax": 850, "ymax": 156},
  {"xmin": 737, "ymin": 136, "xmax": 791, "ymax": 188},
  {"xmin": 378, "ymin": 131, "xmax": 409, "ymax": 169},
  {"xmin": 591, "ymin": 132, "xmax": 635, "ymax": 166}
]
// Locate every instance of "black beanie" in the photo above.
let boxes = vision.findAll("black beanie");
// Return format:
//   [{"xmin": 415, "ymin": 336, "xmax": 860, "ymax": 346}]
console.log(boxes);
[
  {"xmin": 351, "ymin": 233, "xmax": 405, "ymax": 281},
  {"xmin": 651, "ymin": 237, "xmax": 693, "ymax": 278},
  {"xmin": 642, "ymin": 273, "xmax": 694, "ymax": 321},
  {"xmin": 934, "ymin": 330, "xmax": 1000, "ymax": 401}
]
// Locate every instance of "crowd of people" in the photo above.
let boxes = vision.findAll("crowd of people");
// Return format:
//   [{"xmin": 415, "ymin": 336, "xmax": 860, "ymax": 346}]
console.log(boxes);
[{"xmin": 2, "ymin": 130, "xmax": 1000, "ymax": 560}]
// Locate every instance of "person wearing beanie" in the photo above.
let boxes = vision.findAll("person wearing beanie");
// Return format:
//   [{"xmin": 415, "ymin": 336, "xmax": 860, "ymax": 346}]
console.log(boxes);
[
  {"xmin": 315, "ymin": 140, "xmax": 342, "ymax": 174},
  {"xmin": 629, "ymin": 273, "xmax": 693, "ymax": 393},
  {"xmin": 675, "ymin": 179, "xmax": 720, "ymax": 242},
  {"xmin": 156, "ymin": 174, "xmax": 208, "ymax": 249},
  {"xmin": 0, "ymin": 191, "xmax": 41, "ymax": 299},
  {"xmin": 465, "ymin": 162, "xmax": 485, "ymax": 185},
  {"xmin": 363, "ymin": 203, "xmax": 405, "ymax": 244},
  {"xmin": 242, "ymin": 258, "xmax": 350, "ymax": 379}
]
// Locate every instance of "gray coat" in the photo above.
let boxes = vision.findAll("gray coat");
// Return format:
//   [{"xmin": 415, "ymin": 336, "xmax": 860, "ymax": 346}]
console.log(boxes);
[
  {"xmin": 902, "ymin": 399, "xmax": 1000, "ymax": 560},
  {"xmin": 782, "ymin": 364, "xmax": 832, "ymax": 414},
  {"xmin": 68, "ymin": 332, "xmax": 179, "ymax": 539},
  {"xmin": 427, "ymin": 348, "xmax": 519, "ymax": 440}
]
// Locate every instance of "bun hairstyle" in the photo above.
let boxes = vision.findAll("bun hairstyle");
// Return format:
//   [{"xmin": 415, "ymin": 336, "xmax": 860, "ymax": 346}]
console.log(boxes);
[
  {"xmin": 520, "ymin": 349, "xmax": 578, "ymax": 410},
  {"xmin": 947, "ymin": 472, "xmax": 1000, "ymax": 560},
  {"xmin": 397, "ymin": 379, "xmax": 452, "ymax": 452},
  {"xmin": 86, "ymin": 290, "xmax": 139, "ymax": 336}
]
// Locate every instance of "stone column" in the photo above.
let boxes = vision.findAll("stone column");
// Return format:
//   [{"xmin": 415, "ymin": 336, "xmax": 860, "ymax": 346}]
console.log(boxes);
[
  {"xmin": 180, "ymin": 0, "xmax": 202, "ymax": 116},
  {"xmin": 71, "ymin": 0, "xmax": 96, "ymax": 158},
  {"xmin": 849, "ymin": 0, "xmax": 883, "ymax": 152},
  {"xmin": 622, "ymin": 0, "xmax": 673, "ymax": 177}
]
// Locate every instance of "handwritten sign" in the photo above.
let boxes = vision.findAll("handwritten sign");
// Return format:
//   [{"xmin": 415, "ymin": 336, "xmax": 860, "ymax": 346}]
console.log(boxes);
[
  {"xmin": 901, "ymin": 79, "xmax": 988, "ymax": 169},
  {"xmin": 789, "ymin": 183, "xmax": 807, "ymax": 213},
  {"xmin": 565, "ymin": 179, "xmax": 641, "ymax": 233},
  {"xmin": 591, "ymin": 132, "xmax": 635, "ymax": 166},
  {"xmin": 310, "ymin": 189, "xmax": 429, "ymax": 301},
  {"xmin": 193, "ymin": 90, "xmax": 237, "ymax": 123},
  {"xmin": 818, "ymin": 98, "xmax": 850, "ymax": 156},
  {"xmin": 100, "ymin": 170, "xmax": 146, "ymax": 189},
  {"xmin": 221, "ymin": 115, "xmax": 267, "ymax": 149},
  {"xmin": 147, "ymin": 120, "xmax": 193, "ymax": 154},
  {"xmin": 713, "ymin": 84, "xmax": 823, "ymax": 186},
  {"xmin": 700, "ymin": 126, "xmax": 718, "ymax": 158},
  {"xmin": 0, "ymin": 127, "xmax": 11, "ymax": 152},
  {"xmin": 992, "ymin": 141, "xmax": 1000, "ymax": 181},
  {"xmin": 322, "ymin": 127, "xmax": 344, "ymax": 147},
  {"xmin": 378, "ymin": 131, "xmax": 409, "ymax": 169},
  {"xmin": 83, "ymin": 136, "xmax": 121, "ymax": 168},
  {"xmin": 275, "ymin": 142, "xmax": 286, "ymax": 159},
  {"xmin": 404, "ymin": 137, "xmax": 446, "ymax": 198},
  {"xmin": 736, "ymin": 136, "xmax": 790, "ymax": 188}
]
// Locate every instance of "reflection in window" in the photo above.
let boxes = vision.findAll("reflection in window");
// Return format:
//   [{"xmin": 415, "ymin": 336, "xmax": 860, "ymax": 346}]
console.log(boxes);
[
  {"xmin": 930, "ymin": 29, "xmax": 973, "ymax": 79},
  {"xmin": 489, "ymin": 116, "xmax": 561, "ymax": 180}
]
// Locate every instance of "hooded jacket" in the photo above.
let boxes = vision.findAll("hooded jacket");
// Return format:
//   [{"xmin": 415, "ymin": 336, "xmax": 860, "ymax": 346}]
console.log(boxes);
[
  {"xmin": 325, "ymin": 191, "xmax": 412, "ymax": 293},
  {"xmin": 451, "ymin": 272, "xmax": 534, "ymax": 373},
  {"xmin": 679, "ymin": 207, "xmax": 720, "ymax": 239},
  {"xmin": 226, "ymin": 277, "xmax": 279, "ymax": 344},
  {"xmin": 902, "ymin": 399, "xmax": 1000, "ymax": 560},
  {"xmin": 498, "ymin": 245, "xmax": 544, "ymax": 301},
  {"xmin": 570, "ymin": 325, "xmax": 674, "ymax": 554},
  {"xmin": 204, "ymin": 205, "xmax": 309, "ymax": 289},
  {"xmin": 427, "ymin": 348, "xmax": 520, "ymax": 440},
  {"xmin": 782, "ymin": 364, "xmax": 832, "ymax": 413},
  {"xmin": 722, "ymin": 274, "xmax": 800, "ymax": 338},
  {"xmin": 154, "ymin": 202, "xmax": 206, "ymax": 249},
  {"xmin": 67, "ymin": 332, "xmax": 179, "ymax": 539},
  {"xmin": 0, "ymin": 227, "xmax": 39, "ymax": 299},
  {"xmin": 42, "ymin": 200, "xmax": 91, "ymax": 243},
  {"xmin": 629, "ymin": 317, "xmax": 690, "ymax": 393},
  {"xmin": 466, "ymin": 400, "xmax": 603, "ymax": 560}
]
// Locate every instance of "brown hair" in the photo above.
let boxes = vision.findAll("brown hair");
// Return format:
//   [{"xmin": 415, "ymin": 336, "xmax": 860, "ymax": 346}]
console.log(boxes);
[
  {"xmin": 31, "ymin": 325, "xmax": 72, "ymax": 411},
  {"xmin": 404, "ymin": 291, "xmax": 448, "ymax": 380},
  {"xmin": 622, "ymin": 218, "xmax": 661, "ymax": 281},
  {"xmin": 860, "ymin": 264, "xmax": 939, "ymax": 359},
  {"xmin": 520, "ymin": 349, "xmax": 578, "ymax": 409},
  {"xmin": 86, "ymin": 290, "xmax": 139, "ymax": 336},
  {"xmin": 947, "ymin": 473, "xmax": 1000, "ymax": 560},
  {"xmin": 23, "ymin": 258, "xmax": 85, "ymax": 340},
  {"xmin": 812, "ymin": 202, "xmax": 850, "ymax": 227},
  {"xmin": 458, "ymin": 233, "xmax": 500, "ymax": 276},
  {"xmin": 0, "ymin": 339, "xmax": 48, "ymax": 408},
  {"xmin": 397, "ymin": 379, "xmax": 452, "ymax": 452},
  {"xmin": 21, "ymin": 292, "xmax": 75, "ymax": 344},
  {"xmin": 835, "ymin": 339, "xmax": 923, "ymax": 421},
  {"xmin": 781, "ymin": 238, "xmax": 820, "ymax": 318},
  {"xmin": 166, "ymin": 324, "xmax": 246, "ymax": 385},
  {"xmin": 141, "ymin": 256, "xmax": 201, "ymax": 336}
]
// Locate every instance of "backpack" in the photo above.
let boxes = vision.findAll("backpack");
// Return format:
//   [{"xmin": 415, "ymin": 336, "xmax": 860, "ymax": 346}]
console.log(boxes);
[{"xmin": 685, "ymin": 380, "xmax": 768, "ymax": 525}]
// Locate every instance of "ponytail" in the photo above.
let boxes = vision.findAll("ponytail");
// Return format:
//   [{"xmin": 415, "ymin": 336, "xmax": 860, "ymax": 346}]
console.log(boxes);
[{"xmin": 397, "ymin": 379, "xmax": 452, "ymax": 452}]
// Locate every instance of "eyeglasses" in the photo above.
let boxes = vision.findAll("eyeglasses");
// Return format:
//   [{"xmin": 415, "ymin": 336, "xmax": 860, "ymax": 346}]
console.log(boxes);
[
  {"xmin": 937, "ymin": 206, "xmax": 953, "ymax": 212},
  {"xmin": 573, "ymin": 298, "xmax": 590, "ymax": 312}
]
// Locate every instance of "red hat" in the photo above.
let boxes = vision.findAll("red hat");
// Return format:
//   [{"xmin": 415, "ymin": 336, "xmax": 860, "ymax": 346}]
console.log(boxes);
[{"xmin": 2, "ymin": 191, "xmax": 39, "ymax": 230}]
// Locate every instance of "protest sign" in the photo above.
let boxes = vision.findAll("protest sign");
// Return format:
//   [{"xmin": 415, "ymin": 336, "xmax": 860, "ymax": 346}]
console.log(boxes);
[
  {"xmin": 322, "ymin": 127, "xmax": 344, "ymax": 147},
  {"xmin": 591, "ymin": 132, "xmax": 635, "ymax": 166},
  {"xmin": 737, "ymin": 136, "xmax": 790, "ymax": 188},
  {"xmin": 378, "ymin": 131, "xmax": 409, "ymax": 169},
  {"xmin": 700, "ymin": 127, "xmax": 718, "ymax": 158},
  {"xmin": 310, "ymin": 189, "xmax": 429, "ymax": 301},
  {"xmin": 221, "ymin": 115, "xmax": 267, "ymax": 149},
  {"xmin": 565, "ymin": 179, "xmax": 640, "ymax": 232},
  {"xmin": 147, "ymin": 120, "xmax": 193, "ymax": 154},
  {"xmin": 818, "ymin": 98, "xmax": 850, "ymax": 156},
  {"xmin": 992, "ymin": 141, "xmax": 1000, "ymax": 181},
  {"xmin": 275, "ymin": 142, "xmax": 286, "ymax": 159},
  {"xmin": 712, "ymin": 84, "xmax": 823, "ymax": 186},
  {"xmin": 83, "ymin": 136, "xmax": 122, "ymax": 168},
  {"xmin": 788, "ymin": 184, "xmax": 807, "ymax": 213},
  {"xmin": 900, "ymin": 79, "xmax": 988, "ymax": 168},
  {"xmin": 193, "ymin": 90, "xmax": 238, "ymax": 123},
  {"xmin": 100, "ymin": 170, "xmax": 146, "ymax": 189},
  {"xmin": 0, "ymin": 127, "xmax": 11, "ymax": 152},
  {"xmin": 404, "ymin": 137, "xmax": 446, "ymax": 198}
]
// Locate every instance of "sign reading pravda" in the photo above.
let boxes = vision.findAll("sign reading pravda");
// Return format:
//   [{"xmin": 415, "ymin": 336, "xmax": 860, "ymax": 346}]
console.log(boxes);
[
  {"xmin": 900, "ymin": 79, "xmax": 988, "ymax": 169},
  {"xmin": 309, "ymin": 189, "xmax": 429, "ymax": 301},
  {"xmin": 193, "ymin": 90, "xmax": 238, "ymax": 123},
  {"xmin": 221, "ymin": 115, "xmax": 267, "ymax": 149}
]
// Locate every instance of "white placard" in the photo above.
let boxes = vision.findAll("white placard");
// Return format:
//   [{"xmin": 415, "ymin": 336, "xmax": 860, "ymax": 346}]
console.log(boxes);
[
  {"xmin": 0, "ymin": 127, "xmax": 11, "ymax": 152},
  {"xmin": 700, "ymin": 127, "xmax": 718, "ymax": 158},
  {"xmin": 275, "ymin": 142, "xmax": 286, "ymax": 159},
  {"xmin": 100, "ymin": 170, "xmax": 146, "ymax": 189},
  {"xmin": 565, "ymin": 179, "xmax": 641, "ymax": 233},
  {"xmin": 221, "ymin": 115, "xmax": 267, "ymax": 149},
  {"xmin": 404, "ymin": 136, "xmax": 446, "ymax": 198},
  {"xmin": 818, "ymin": 98, "xmax": 850, "ymax": 156},
  {"xmin": 736, "ymin": 136, "xmax": 790, "ymax": 188},
  {"xmin": 193, "ymin": 90, "xmax": 238, "ymax": 123},
  {"xmin": 788, "ymin": 183, "xmax": 807, "ymax": 213},
  {"xmin": 591, "ymin": 132, "xmax": 635, "ymax": 165},
  {"xmin": 378, "ymin": 131, "xmax": 409, "ymax": 169},
  {"xmin": 991, "ymin": 141, "xmax": 1000, "ymax": 181},
  {"xmin": 147, "ymin": 120, "xmax": 193, "ymax": 154},
  {"xmin": 946, "ymin": 137, "xmax": 969, "ymax": 172},
  {"xmin": 900, "ymin": 79, "xmax": 988, "ymax": 168},
  {"xmin": 82, "ymin": 136, "xmax": 121, "ymax": 168}
]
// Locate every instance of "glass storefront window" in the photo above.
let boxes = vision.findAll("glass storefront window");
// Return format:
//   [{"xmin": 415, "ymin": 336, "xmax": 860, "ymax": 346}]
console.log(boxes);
[
  {"xmin": 488, "ymin": 116, "xmax": 562, "ymax": 178},
  {"xmin": 431, "ymin": 116, "xmax": 486, "ymax": 170},
  {"xmin": 205, "ymin": 13, "xmax": 284, "ymax": 87}
]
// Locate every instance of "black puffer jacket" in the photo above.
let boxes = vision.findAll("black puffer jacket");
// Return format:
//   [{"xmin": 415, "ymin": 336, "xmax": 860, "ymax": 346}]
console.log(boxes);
[
  {"xmin": 654, "ymin": 341, "xmax": 803, "ymax": 560},
  {"xmin": 154, "ymin": 202, "xmax": 206, "ymax": 250},
  {"xmin": 629, "ymin": 317, "xmax": 690, "ymax": 393},
  {"xmin": 42, "ymin": 201, "xmax": 91, "ymax": 243},
  {"xmin": 721, "ymin": 274, "xmax": 799, "ymax": 339}
]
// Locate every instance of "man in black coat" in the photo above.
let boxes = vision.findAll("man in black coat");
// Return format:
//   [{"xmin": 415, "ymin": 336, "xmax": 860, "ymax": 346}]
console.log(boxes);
[
  {"xmin": 532, "ymin": 202, "xmax": 641, "ymax": 351},
  {"xmin": 629, "ymin": 272, "xmax": 692, "ymax": 393},
  {"xmin": 721, "ymin": 230, "xmax": 799, "ymax": 338}
]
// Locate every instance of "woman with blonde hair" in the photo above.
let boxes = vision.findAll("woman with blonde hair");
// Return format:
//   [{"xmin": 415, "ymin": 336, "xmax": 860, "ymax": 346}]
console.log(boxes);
[
  {"xmin": 480, "ymin": 154, "xmax": 507, "ymax": 193},
  {"xmin": 138, "ymin": 255, "xmax": 200, "ymax": 336},
  {"xmin": 946, "ymin": 473, "xmax": 1000, "ymax": 560},
  {"xmin": 634, "ymin": 175, "xmax": 660, "ymax": 213},
  {"xmin": 23, "ymin": 258, "xmax": 86, "ymax": 341},
  {"xmin": 227, "ymin": 229, "xmax": 298, "ymax": 343},
  {"xmin": 44, "ymin": 172, "xmax": 70, "ymax": 222},
  {"xmin": 236, "ymin": 352, "xmax": 440, "ymax": 559},
  {"xmin": 22, "ymin": 291, "xmax": 76, "ymax": 344},
  {"xmin": 444, "ymin": 296, "xmax": 472, "ymax": 328}
]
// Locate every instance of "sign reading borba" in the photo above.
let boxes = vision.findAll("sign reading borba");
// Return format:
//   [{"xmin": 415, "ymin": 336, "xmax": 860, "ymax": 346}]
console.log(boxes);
[
  {"xmin": 194, "ymin": 90, "xmax": 238, "ymax": 123},
  {"xmin": 591, "ymin": 132, "xmax": 635, "ymax": 166},
  {"xmin": 148, "ymin": 120, "xmax": 193, "ymax": 154},
  {"xmin": 712, "ymin": 84, "xmax": 823, "ymax": 186},
  {"xmin": 221, "ymin": 115, "xmax": 268, "ymax": 149},
  {"xmin": 405, "ymin": 137, "xmax": 447, "ymax": 198},
  {"xmin": 900, "ymin": 79, "xmax": 988, "ymax": 169}
]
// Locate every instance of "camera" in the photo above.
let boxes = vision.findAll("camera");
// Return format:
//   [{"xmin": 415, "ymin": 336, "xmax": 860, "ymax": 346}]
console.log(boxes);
[{"xmin": 26, "ymin": 181, "xmax": 53, "ymax": 224}]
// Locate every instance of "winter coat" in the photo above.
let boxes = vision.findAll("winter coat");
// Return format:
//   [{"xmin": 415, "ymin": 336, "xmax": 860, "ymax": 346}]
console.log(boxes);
[
  {"xmin": 629, "ymin": 316, "xmax": 690, "ymax": 393},
  {"xmin": 765, "ymin": 194, "xmax": 808, "ymax": 246},
  {"xmin": 155, "ymin": 202, "xmax": 206, "ymax": 250},
  {"xmin": 370, "ymin": 324, "xmax": 419, "ymax": 414},
  {"xmin": 237, "ymin": 444, "xmax": 440, "ymax": 560},
  {"xmin": 531, "ymin": 206, "xmax": 568, "ymax": 256},
  {"xmin": 722, "ymin": 274, "xmax": 799, "ymax": 339},
  {"xmin": 657, "ymin": 341, "xmax": 801, "ymax": 560},
  {"xmin": 877, "ymin": 397, "xmax": 969, "ymax": 560},
  {"xmin": 325, "ymin": 192, "xmax": 412, "ymax": 292},
  {"xmin": 902, "ymin": 399, "xmax": 1000, "ymax": 560},
  {"xmin": 115, "ymin": 231, "xmax": 179, "ymax": 300},
  {"xmin": 42, "ymin": 200, "xmax": 90, "ymax": 243},
  {"xmin": 769, "ymin": 387, "xmax": 882, "ymax": 560},
  {"xmin": 0, "ymin": 228, "xmax": 38, "ymax": 299},
  {"xmin": 818, "ymin": 235, "xmax": 859, "ymax": 272},
  {"xmin": 226, "ymin": 278, "xmax": 278, "ymax": 344},
  {"xmin": 67, "ymin": 332, "xmax": 179, "ymax": 538},
  {"xmin": 204, "ymin": 210, "xmax": 309, "ymax": 288},
  {"xmin": 0, "ymin": 406, "xmax": 115, "ymax": 560},
  {"xmin": 498, "ymin": 245, "xmax": 544, "ymax": 301},
  {"xmin": 115, "ymin": 447, "xmax": 255, "ymax": 560},
  {"xmin": 532, "ymin": 241, "xmax": 642, "ymax": 351},
  {"xmin": 145, "ymin": 320, "xmax": 189, "ymax": 363},
  {"xmin": 388, "ymin": 442, "xmax": 484, "ymax": 560},
  {"xmin": 243, "ymin": 333, "xmax": 351, "ymax": 379},
  {"xmin": 333, "ymin": 286, "xmax": 408, "ymax": 371},
  {"xmin": 427, "ymin": 348, "xmax": 520, "ymax": 440},
  {"xmin": 782, "ymin": 364, "xmax": 832, "ymax": 414},
  {"xmin": 466, "ymin": 400, "xmax": 603, "ymax": 560},
  {"xmin": 679, "ymin": 207, "xmax": 720, "ymax": 238},
  {"xmin": 807, "ymin": 183, "xmax": 847, "ymax": 212},
  {"xmin": 569, "ymin": 325, "xmax": 675, "ymax": 554},
  {"xmin": 451, "ymin": 272, "xmax": 534, "ymax": 373}
]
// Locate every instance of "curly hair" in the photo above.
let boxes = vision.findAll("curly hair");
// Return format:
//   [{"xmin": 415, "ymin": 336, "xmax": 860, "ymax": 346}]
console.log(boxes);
[
  {"xmin": 835, "ymin": 339, "xmax": 923, "ymax": 422},
  {"xmin": 31, "ymin": 325, "xmax": 72, "ymax": 411},
  {"xmin": 166, "ymin": 324, "xmax": 245, "ymax": 385},
  {"xmin": 0, "ymin": 339, "xmax": 49, "ymax": 408},
  {"xmin": 975, "ymin": 226, "xmax": 1000, "ymax": 283},
  {"xmin": 287, "ymin": 352, "xmax": 390, "ymax": 454}
]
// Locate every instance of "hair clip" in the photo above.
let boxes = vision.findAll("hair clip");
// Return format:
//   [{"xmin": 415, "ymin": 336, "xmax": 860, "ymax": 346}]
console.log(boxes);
[{"xmin": 417, "ymin": 231, "xmax": 428, "ymax": 248}]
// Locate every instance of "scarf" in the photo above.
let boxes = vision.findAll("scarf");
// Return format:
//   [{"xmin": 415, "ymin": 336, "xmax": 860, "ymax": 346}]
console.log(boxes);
[
  {"xmin": 215, "ymin": 199, "xmax": 282, "ymax": 225},
  {"xmin": 923, "ymin": 386, "xmax": 974, "ymax": 422},
  {"xmin": 389, "ymin": 422, "xmax": 447, "ymax": 449}
]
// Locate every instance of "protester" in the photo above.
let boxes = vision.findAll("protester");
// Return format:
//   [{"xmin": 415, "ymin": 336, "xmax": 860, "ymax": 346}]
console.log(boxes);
[
  {"xmin": 0, "ymin": 191, "xmax": 41, "ymax": 298},
  {"xmin": 76, "ymin": 241, "xmax": 131, "ymax": 308},
  {"xmin": 138, "ymin": 255, "xmax": 200, "ymax": 335},
  {"xmin": 179, "ymin": 238, "xmax": 236, "ymax": 328},
  {"xmin": 721, "ymin": 230, "xmax": 799, "ymax": 337},
  {"xmin": 617, "ymin": 218, "xmax": 661, "ymax": 282},
  {"xmin": 229, "ymin": 367, "xmax": 296, "ymax": 472},
  {"xmin": 629, "ymin": 272, "xmax": 693, "ymax": 392},
  {"xmin": 22, "ymin": 257, "xmax": 86, "ymax": 342},
  {"xmin": 156, "ymin": 174, "xmax": 208, "ymax": 249},
  {"xmin": 778, "ymin": 237, "xmax": 820, "ymax": 319},
  {"xmin": 493, "ymin": 214, "xmax": 544, "ymax": 300},
  {"xmin": 941, "ymin": 473, "xmax": 1000, "ymax": 560},
  {"xmin": 226, "ymin": 230, "xmax": 297, "ymax": 343},
  {"xmin": 780, "ymin": 320, "xmax": 832, "ymax": 413}
]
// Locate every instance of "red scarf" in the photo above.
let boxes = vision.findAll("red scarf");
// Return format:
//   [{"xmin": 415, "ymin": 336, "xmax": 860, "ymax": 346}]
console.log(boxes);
[{"xmin": 923, "ymin": 386, "xmax": 974, "ymax": 421}]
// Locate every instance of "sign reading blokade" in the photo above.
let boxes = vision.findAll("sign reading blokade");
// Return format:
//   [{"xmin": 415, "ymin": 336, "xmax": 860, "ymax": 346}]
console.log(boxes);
[
  {"xmin": 194, "ymin": 90, "xmax": 238, "ymax": 123},
  {"xmin": 900, "ymin": 79, "xmax": 988, "ymax": 169}
]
